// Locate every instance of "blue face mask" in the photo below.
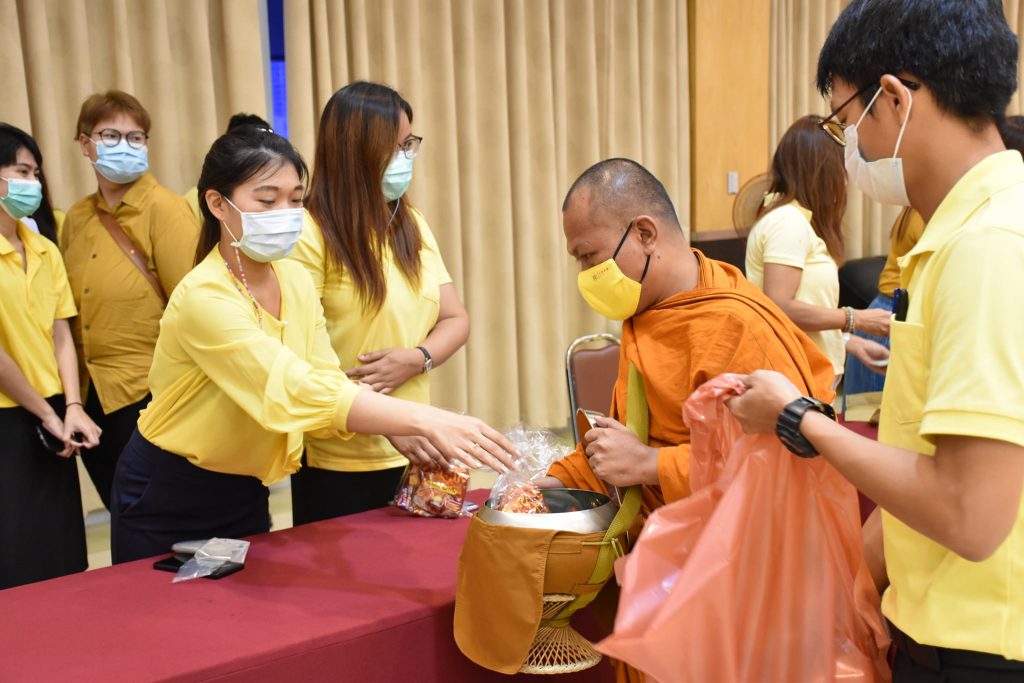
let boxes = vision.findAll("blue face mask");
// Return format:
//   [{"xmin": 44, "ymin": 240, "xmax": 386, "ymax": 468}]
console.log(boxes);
[
  {"xmin": 382, "ymin": 152, "xmax": 413, "ymax": 201},
  {"xmin": 91, "ymin": 139, "xmax": 149, "ymax": 185},
  {"xmin": 0, "ymin": 177, "xmax": 43, "ymax": 220}
]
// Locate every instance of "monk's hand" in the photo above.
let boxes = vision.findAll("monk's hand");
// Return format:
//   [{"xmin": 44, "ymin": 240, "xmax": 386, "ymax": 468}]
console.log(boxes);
[
  {"xmin": 584, "ymin": 417, "xmax": 660, "ymax": 487},
  {"xmin": 534, "ymin": 476, "xmax": 565, "ymax": 489},
  {"xmin": 725, "ymin": 370, "xmax": 802, "ymax": 434}
]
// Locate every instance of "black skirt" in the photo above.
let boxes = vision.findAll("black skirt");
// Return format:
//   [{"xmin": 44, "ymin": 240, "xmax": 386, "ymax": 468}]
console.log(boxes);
[{"xmin": 0, "ymin": 396, "xmax": 87, "ymax": 590}]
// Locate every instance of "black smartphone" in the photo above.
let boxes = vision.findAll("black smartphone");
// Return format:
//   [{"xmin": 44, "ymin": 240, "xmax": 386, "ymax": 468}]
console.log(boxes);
[
  {"xmin": 152, "ymin": 555, "xmax": 245, "ymax": 579},
  {"xmin": 35, "ymin": 425, "xmax": 64, "ymax": 453}
]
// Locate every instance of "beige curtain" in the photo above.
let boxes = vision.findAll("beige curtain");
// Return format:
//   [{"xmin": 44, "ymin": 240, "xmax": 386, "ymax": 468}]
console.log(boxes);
[
  {"xmin": 0, "ymin": 0, "xmax": 268, "ymax": 211},
  {"xmin": 769, "ymin": 0, "xmax": 895, "ymax": 260},
  {"xmin": 284, "ymin": 0, "xmax": 690, "ymax": 429},
  {"xmin": 771, "ymin": 0, "xmax": 1024, "ymax": 260}
]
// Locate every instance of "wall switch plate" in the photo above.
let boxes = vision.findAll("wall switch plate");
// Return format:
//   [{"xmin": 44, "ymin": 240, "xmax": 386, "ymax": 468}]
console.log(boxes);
[{"xmin": 727, "ymin": 171, "xmax": 739, "ymax": 194}]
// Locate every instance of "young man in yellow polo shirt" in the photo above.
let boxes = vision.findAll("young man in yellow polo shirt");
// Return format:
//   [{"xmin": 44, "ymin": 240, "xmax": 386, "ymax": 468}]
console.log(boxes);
[{"xmin": 728, "ymin": 0, "xmax": 1024, "ymax": 680}]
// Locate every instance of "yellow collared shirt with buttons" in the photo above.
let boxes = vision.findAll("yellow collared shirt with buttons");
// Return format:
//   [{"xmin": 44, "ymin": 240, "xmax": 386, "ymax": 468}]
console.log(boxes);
[
  {"xmin": 60, "ymin": 173, "xmax": 200, "ymax": 413},
  {"xmin": 0, "ymin": 221, "xmax": 77, "ymax": 406},
  {"xmin": 879, "ymin": 150, "xmax": 1024, "ymax": 659}
]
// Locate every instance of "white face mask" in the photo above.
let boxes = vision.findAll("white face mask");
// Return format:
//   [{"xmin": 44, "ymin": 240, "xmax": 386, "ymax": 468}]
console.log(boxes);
[
  {"xmin": 222, "ymin": 197, "xmax": 304, "ymax": 263},
  {"xmin": 844, "ymin": 86, "xmax": 913, "ymax": 206}
]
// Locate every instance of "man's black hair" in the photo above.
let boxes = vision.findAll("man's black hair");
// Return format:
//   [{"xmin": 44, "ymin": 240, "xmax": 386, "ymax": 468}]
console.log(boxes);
[
  {"xmin": 817, "ymin": 0, "xmax": 1017, "ymax": 124},
  {"xmin": 563, "ymin": 158, "xmax": 678, "ymax": 224}
]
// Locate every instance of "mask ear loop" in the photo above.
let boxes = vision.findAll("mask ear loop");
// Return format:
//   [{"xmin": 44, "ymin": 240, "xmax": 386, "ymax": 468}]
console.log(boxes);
[
  {"xmin": 892, "ymin": 87, "xmax": 914, "ymax": 158},
  {"xmin": 853, "ymin": 87, "xmax": 885, "ymax": 129},
  {"xmin": 387, "ymin": 197, "xmax": 401, "ymax": 226}
]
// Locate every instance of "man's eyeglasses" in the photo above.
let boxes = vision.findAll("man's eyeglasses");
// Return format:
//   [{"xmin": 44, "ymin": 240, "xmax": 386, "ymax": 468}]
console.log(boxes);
[
  {"xmin": 90, "ymin": 128, "xmax": 149, "ymax": 149},
  {"xmin": 819, "ymin": 77, "xmax": 920, "ymax": 146},
  {"xmin": 398, "ymin": 134, "xmax": 423, "ymax": 159}
]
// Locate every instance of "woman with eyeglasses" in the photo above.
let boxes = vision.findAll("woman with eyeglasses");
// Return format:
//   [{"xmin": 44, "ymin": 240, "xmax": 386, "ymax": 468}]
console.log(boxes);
[
  {"xmin": 61, "ymin": 91, "xmax": 200, "ymax": 513},
  {"xmin": 745, "ymin": 115, "xmax": 891, "ymax": 393},
  {"xmin": 288, "ymin": 82, "xmax": 471, "ymax": 524},
  {"xmin": 111, "ymin": 127, "xmax": 515, "ymax": 563},
  {"xmin": 0, "ymin": 123, "xmax": 101, "ymax": 589}
]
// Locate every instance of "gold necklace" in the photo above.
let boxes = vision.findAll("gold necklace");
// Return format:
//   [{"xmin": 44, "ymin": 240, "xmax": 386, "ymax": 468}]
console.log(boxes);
[{"xmin": 223, "ymin": 249, "xmax": 263, "ymax": 328}]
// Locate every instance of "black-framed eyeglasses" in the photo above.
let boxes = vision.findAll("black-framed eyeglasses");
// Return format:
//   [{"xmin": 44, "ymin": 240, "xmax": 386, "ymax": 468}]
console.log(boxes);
[
  {"xmin": 819, "ymin": 77, "xmax": 921, "ymax": 147},
  {"xmin": 398, "ymin": 134, "xmax": 423, "ymax": 160},
  {"xmin": 91, "ymin": 128, "xmax": 149, "ymax": 149}
]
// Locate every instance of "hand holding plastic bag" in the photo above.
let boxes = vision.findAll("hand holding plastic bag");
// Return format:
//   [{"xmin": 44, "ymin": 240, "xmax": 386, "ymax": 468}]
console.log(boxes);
[
  {"xmin": 488, "ymin": 425, "xmax": 564, "ymax": 513},
  {"xmin": 596, "ymin": 374, "xmax": 890, "ymax": 682}
]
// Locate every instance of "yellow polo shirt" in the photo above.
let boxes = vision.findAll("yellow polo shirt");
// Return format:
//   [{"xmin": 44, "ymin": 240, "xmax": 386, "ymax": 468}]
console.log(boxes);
[
  {"xmin": 877, "ymin": 207, "xmax": 926, "ymax": 297},
  {"xmin": 879, "ymin": 150, "xmax": 1024, "ymax": 658},
  {"xmin": 289, "ymin": 208, "xmax": 452, "ymax": 472},
  {"xmin": 61, "ymin": 173, "xmax": 200, "ymax": 413},
  {"xmin": 183, "ymin": 186, "xmax": 201, "ymax": 221},
  {"xmin": 137, "ymin": 250, "xmax": 363, "ymax": 485},
  {"xmin": 0, "ymin": 221, "xmax": 77, "ymax": 407},
  {"xmin": 745, "ymin": 201, "xmax": 845, "ymax": 375}
]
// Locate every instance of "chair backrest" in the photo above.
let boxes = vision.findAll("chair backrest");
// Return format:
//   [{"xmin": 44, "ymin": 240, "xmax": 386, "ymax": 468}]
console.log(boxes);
[{"xmin": 565, "ymin": 333, "xmax": 621, "ymax": 442}]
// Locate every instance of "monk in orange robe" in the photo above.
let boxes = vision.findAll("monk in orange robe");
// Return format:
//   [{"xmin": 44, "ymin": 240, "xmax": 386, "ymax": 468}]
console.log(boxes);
[{"xmin": 540, "ymin": 158, "xmax": 835, "ymax": 682}]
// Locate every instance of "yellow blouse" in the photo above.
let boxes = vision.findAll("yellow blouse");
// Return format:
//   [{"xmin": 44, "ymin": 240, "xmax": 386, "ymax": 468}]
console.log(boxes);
[
  {"xmin": 289, "ymin": 208, "xmax": 452, "ymax": 472},
  {"xmin": 0, "ymin": 221, "xmax": 77, "ymax": 407},
  {"xmin": 876, "ymin": 207, "xmax": 926, "ymax": 297},
  {"xmin": 137, "ymin": 250, "xmax": 363, "ymax": 485}
]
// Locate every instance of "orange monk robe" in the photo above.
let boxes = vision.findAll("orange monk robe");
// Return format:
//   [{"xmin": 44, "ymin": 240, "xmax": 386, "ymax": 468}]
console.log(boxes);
[{"xmin": 550, "ymin": 249, "xmax": 836, "ymax": 517}]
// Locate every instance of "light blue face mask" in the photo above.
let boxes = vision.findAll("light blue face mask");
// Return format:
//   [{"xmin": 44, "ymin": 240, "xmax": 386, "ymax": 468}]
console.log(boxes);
[
  {"xmin": 382, "ymin": 152, "xmax": 414, "ymax": 201},
  {"xmin": 91, "ymin": 139, "xmax": 149, "ymax": 185},
  {"xmin": 0, "ymin": 177, "xmax": 43, "ymax": 219}
]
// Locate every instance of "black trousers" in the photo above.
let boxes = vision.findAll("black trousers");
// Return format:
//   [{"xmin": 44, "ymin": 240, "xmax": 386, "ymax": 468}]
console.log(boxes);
[
  {"xmin": 890, "ymin": 621, "xmax": 1024, "ymax": 682},
  {"xmin": 80, "ymin": 390, "xmax": 150, "ymax": 511},
  {"xmin": 290, "ymin": 458, "xmax": 405, "ymax": 526},
  {"xmin": 0, "ymin": 396, "xmax": 87, "ymax": 589},
  {"xmin": 110, "ymin": 430, "xmax": 270, "ymax": 564}
]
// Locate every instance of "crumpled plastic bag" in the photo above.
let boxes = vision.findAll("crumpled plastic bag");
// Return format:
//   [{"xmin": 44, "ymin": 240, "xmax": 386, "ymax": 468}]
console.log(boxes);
[
  {"xmin": 596, "ymin": 374, "xmax": 890, "ymax": 682},
  {"xmin": 172, "ymin": 538, "xmax": 250, "ymax": 583},
  {"xmin": 488, "ymin": 425, "xmax": 565, "ymax": 513},
  {"xmin": 391, "ymin": 462, "xmax": 471, "ymax": 518}
]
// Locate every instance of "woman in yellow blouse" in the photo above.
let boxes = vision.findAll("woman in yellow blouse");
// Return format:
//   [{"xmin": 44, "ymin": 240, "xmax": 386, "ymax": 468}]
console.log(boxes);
[
  {"xmin": 0, "ymin": 124, "xmax": 101, "ymax": 588},
  {"xmin": 289, "ymin": 82, "xmax": 470, "ymax": 523},
  {"xmin": 745, "ymin": 116, "xmax": 891, "ymax": 388},
  {"xmin": 110, "ymin": 128, "xmax": 515, "ymax": 563}
]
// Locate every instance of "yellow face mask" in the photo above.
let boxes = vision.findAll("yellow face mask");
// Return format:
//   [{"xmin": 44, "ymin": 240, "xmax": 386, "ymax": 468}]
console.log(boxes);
[{"xmin": 576, "ymin": 222, "xmax": 651, "ymax": 321}]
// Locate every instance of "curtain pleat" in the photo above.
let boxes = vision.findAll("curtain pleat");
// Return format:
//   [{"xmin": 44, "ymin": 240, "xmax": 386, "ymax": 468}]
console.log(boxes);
[{"xmin": 0, "ymin": 0, "xmax": 268, "ymax": 210}]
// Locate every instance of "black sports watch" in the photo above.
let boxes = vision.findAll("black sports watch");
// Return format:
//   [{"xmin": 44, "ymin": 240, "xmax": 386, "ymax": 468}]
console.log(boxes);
[
  {"xmin": 416, "ymin": 346, "xmax": 433, "ymax": 373},
  {"xmin": 775, "ymin": 396, "xmax": 836, "ymax": 457}
]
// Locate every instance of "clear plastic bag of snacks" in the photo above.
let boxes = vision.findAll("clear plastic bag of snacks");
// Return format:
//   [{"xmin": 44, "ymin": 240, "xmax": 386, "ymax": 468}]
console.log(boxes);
[
  {"xmin": 392, "ymin": 461, "xmax": 470, "ymax": 519},
  {"xmin": 490, "ymin": 425, "xmax": 565, "ymax": 514}
]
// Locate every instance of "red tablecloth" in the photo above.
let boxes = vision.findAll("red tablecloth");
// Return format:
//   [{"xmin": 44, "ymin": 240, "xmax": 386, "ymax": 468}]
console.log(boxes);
[
  {"xmin": 0, "ymin": 490, "xmax": 615, "ymax": 683},
  {"xmin": 839, "ymin": 417, "xmax": 880, "ymax": 523}
]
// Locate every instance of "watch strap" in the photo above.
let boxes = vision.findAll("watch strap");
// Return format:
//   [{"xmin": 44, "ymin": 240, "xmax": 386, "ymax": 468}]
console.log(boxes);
[{"xmin": 775, "ymin": 397, "xmax": 836, "ymax": 457}]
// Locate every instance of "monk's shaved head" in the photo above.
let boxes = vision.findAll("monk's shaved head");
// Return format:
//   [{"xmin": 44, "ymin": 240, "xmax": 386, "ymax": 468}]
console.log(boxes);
[{"xmin": 562, "ymin": 158, "xmax": 679, "ymax": 227}]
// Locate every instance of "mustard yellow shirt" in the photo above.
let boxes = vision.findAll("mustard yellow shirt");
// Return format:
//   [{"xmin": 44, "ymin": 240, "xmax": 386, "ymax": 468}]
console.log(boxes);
[
  {"xmin": 137, "ymin": 250, "xmax": 363, "ymax": 485},
  {"xmin": 745, "ymin": 201, "xmax": 845, "ymax": 375},
  {"xmin": 289, "ymin": 208, "xmax": 452, "ymax": 471},
  {"xmin": 183, "ymin": 186, "xmax": 201, "ymax": 221},
  {"xmin": 0, "ymin": 221, "xmax": 77, "ymax": 407},
  {"xmin": 61, "ymin": 173, "xmax": 200, "ymax": 413},
  {"xmin": 879, "ymin": 151, "xmax": 1024, "ymax": 658},
  {"xmin": 877, "ymin": 207, "xmax": 926, "ymax": 297}
]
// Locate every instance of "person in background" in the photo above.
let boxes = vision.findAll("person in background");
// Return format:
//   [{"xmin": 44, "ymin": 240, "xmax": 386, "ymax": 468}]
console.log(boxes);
[
  {"xmin": 61, "ymin": 90, "xmax": 200, "ymax": 511},
  {"xmin": 745, "ymin": 115, "xmax": 890, "ymax": 391},
  {"xmin": 289, "ymin": 81, "xmax": 470, "ymax": 523},
  {"xmin": 183, "ymin": 112, "xmax": 273, "ymax": 219},
  {"xmin": 0, "ymin": 124, "xmax": 63, "ymax": 244},
  {"xmin": 0, "ymin": 123, "xmax": 101, "ymax": 589},
  {"xmin": 111, "ymin": 127, "xmax": 516, "ymax": 563},
  {"xmin": 729, "ymin": 1, "xmax": 1024, "ymax": 679}
]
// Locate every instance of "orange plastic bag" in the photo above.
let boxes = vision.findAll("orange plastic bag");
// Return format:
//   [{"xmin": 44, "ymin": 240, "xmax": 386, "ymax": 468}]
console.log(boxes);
[{"xmin": 597, "ymin": 374, "xmax": 890, "ymax": 682}]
